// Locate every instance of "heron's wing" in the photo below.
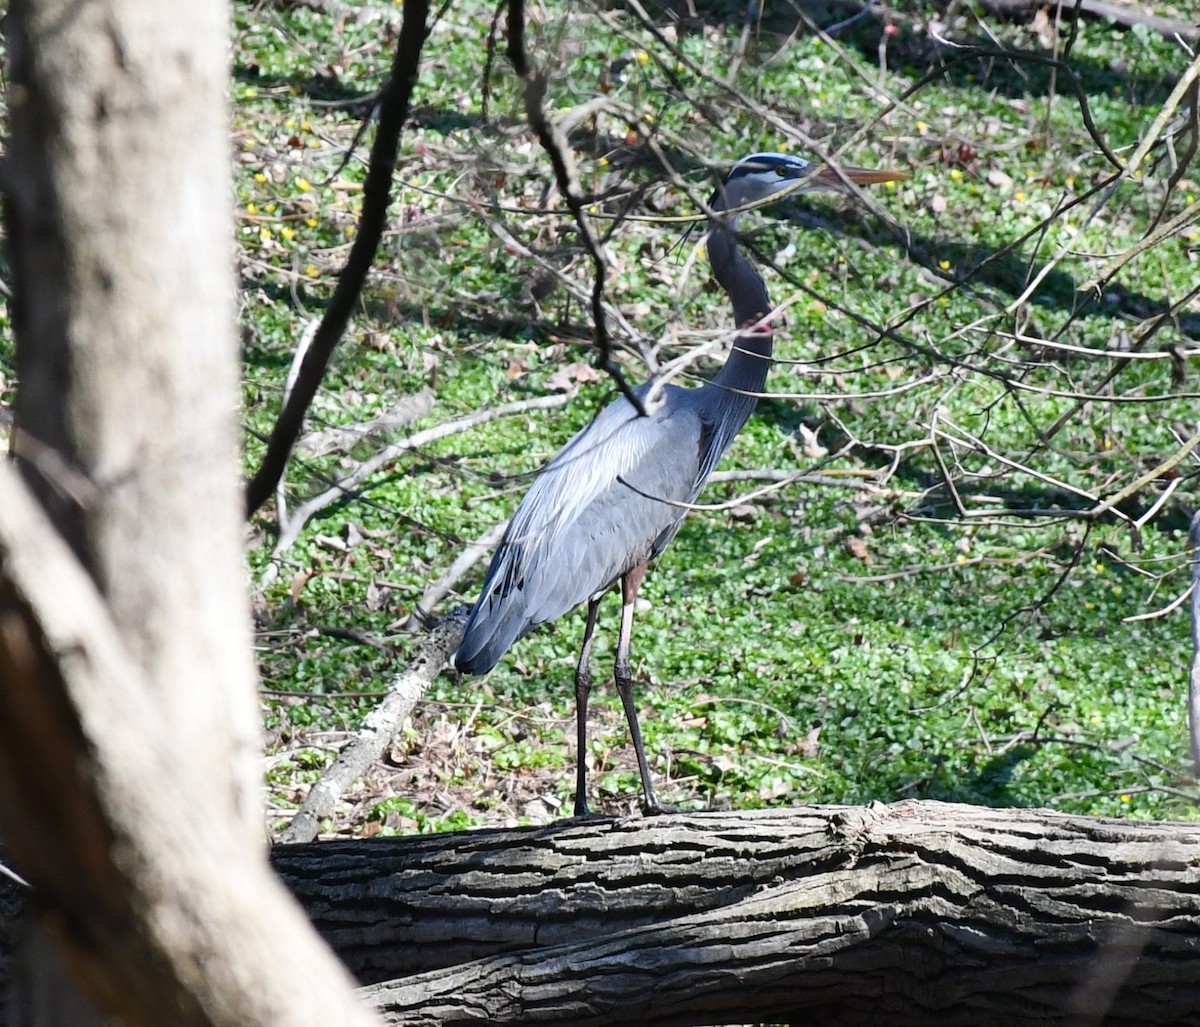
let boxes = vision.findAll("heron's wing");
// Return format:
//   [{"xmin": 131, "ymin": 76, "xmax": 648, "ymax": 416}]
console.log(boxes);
[{"xmin": 455, "ymin": 387, "xmax": 704, "ymax": 673}]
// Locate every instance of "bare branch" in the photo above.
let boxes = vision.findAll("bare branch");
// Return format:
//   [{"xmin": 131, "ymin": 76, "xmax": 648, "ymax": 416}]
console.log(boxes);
[
  {"xmin": 245, "ymin": 0, "xmax": 433, "ymax": 518},
  {"xmin": 505, "ymin": 0, "xmax": 645, "ymax": 414},
  {"xmin": 274, "ymin": 393, "xmax": 570, "ymax": 554},
  {"xmin": 279, "ymin": 612, "xmax": 468, "ymax": 844},
  {"xmin": 1189, "ymin": 509, "xmax": 1200, "ymax": 773}
]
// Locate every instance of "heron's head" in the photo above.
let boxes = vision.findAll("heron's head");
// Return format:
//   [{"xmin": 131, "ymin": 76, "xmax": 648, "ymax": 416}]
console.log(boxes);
[{"xmin": 711, "ymin": 151, "xmax": 907, "ymax": 217}]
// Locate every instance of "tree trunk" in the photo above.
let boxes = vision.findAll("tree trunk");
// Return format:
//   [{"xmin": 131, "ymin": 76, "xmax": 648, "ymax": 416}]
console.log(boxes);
[
  {"xmin": 1, "ymin": 0, "xmax": 381, "ymax": 1023},
  {"xmin": 271, "ymin": 801, "xmax": 1200, "ymax": 1026}
]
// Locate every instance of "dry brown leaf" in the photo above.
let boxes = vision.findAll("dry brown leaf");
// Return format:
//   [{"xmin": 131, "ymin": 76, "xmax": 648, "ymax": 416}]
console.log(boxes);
[
  {"xmin": 799, "ymin": 423, "xmax": 827, "ymax": 458},
  {"xmin": 545, "ymin": 361, "xmax": 601, "ymax": 392},
  {"xmin": 289, "ymin": 570, "xmax": 311, "ymax": 602},
  {"xmin": 844, "ymin": 536, "xmax": 872, "ymax": 563}
]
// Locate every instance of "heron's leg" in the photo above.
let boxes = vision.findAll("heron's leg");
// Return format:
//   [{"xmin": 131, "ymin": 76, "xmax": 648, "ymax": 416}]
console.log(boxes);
[
  {"xmin": 573, "ymin": 596, "xmax": 603, "ymax": 817},
  {"xmin": 615, "ymin": 563, "xmax": 670, "ymax": 814}
]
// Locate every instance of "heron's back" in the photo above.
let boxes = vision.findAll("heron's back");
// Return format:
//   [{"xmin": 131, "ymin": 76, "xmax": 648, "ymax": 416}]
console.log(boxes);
[{"xmin": 454, "ymin": 387, "xmax": 709, "ymax": 674}]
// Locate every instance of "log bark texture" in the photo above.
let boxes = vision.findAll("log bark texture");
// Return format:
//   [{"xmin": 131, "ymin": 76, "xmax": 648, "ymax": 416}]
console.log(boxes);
[{"xmin": 271, "ymin": 801, "xmax": 1200, "ymax": 1026}]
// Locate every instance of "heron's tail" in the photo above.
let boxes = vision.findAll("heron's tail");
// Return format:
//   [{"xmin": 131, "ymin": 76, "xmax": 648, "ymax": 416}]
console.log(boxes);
[{"xmin": 453, "ymin": 597, "xmax": 529, "ymax": 675}]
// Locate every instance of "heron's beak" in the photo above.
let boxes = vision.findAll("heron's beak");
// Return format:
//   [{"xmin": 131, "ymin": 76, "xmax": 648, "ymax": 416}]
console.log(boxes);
[{"xmin": 810, "ymin": 164, "xmax": 909, "ymax": 189}]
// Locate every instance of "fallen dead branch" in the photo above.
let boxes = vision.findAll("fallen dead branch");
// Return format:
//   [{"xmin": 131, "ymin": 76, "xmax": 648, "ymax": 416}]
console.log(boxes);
[{"xmin": 279, "ymin": 611, "xmax": 468, "ymax": 843}]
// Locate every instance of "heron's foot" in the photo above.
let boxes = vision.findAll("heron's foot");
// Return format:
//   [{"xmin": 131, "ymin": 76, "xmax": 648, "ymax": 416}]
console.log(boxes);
[
  {"xmin": 571, "ymin": 796, "xmax": 611, "ymax": 819},
  {"xmin": 642, "ymin": 799, "xmax": 677, "ymax": 816}
]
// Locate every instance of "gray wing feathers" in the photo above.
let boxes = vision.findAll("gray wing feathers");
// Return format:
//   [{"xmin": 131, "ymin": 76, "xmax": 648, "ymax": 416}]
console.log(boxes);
[{"xmin": 455, "ymin": 391, "xmax": 705, "ymax": 673}]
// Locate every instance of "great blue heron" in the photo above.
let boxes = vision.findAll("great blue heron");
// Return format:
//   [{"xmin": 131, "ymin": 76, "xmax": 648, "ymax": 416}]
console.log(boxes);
[{"xmin": 454, "ymin": 151, "xmax": 905, "ymax": 815}]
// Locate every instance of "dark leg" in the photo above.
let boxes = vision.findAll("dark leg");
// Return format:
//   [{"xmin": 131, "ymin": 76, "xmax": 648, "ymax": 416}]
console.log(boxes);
[
  {"xmin": 573, "ymin": 597, "xmax": 602, "ymax": 817},
  {"xmin": 615, "ymin": 564, "xmax": 671, "ymax": 814}
]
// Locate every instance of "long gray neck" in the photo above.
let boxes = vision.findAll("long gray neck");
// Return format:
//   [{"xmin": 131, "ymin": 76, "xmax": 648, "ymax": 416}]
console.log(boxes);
[{"xmin": 705, "ymin": 220, "xmax": 774, "ymax": 404}]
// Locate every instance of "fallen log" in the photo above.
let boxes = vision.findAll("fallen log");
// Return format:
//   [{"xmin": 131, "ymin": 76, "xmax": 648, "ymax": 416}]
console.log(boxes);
[{"xmin": 272, "ymin": 800, "xmax": 1200, "ymax": 1026}]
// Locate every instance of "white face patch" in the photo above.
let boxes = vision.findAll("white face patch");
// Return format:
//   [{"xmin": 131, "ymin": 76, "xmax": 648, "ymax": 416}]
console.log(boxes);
[{"xmin": 730, "ymin": 153, "xmax": 810, "ymax": 180}]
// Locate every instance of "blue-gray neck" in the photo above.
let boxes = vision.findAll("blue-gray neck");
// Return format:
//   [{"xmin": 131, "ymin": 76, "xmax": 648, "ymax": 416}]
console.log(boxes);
[{"xmin": 704, "ymin": 220, "xmax": 774, "ymax": 418}]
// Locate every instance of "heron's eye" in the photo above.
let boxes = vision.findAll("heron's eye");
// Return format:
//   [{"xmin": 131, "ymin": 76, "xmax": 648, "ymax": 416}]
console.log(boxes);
[{"xmin": 775, "ymin": 166, "xmax": 789, "ymax": 177}]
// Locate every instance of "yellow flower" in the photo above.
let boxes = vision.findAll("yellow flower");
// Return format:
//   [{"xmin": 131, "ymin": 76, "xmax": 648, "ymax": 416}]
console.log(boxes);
[
  {"xmin": 245, "ymin": 203, "xmax": 258, "ymax": 216},
  {"xmin": 280, "ymin": 226, "xmax": 295, "ymax": 240},
  {"xmin": 305, "ymin": 265, "xmax": 319, "ymax": 277},
  {"xmin": 305, "ymin": 217, "xmax": 318, "ymax": 228},
  {"xmin": 243, "ymin": 86, "xmax": 258, "ymax": 99},
  {"xmin": 264, "ymin": 202, "xmax": 277, "ymax": 214},
  {"xmin": 915, "ymin": 121, "xmax": 928, "ymax": 133},
  {"xmin": 254, "ymin": 172, "xmax": 267, "ymax": 184},
  {"xmin": 1014, "ymin": 190, "xmax": 1027, "ymax": 202},
  {"xmin": 259, "ymin": 227, "xmax": 273, "ymax": 241},
  {"xmin": 938, "ymin": 259, "xmax": 951, "ymax": 271},
  {"xmin": 1119, "ymin": 794, "xmax": 1131, "ymax": 804},
  {"xmin": 949, "ymin": 168, "xmax": 962, "ymax": 181},
  {"xmin": 296, "ymin": 177, "xmax": 313, "ymax": 192},
  {"xmin": 884, "ymin": 180, "xmax": 897, "ymax": 190},
  {"xmin": 635, "ymin": 51, "xmax": 650, "ymax": 64}
]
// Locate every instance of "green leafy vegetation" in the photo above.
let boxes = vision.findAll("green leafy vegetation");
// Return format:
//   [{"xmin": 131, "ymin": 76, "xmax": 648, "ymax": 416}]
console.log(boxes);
[{"xmin": 4, "ymin": 1, "xmax": 1198, "ymax": 834}]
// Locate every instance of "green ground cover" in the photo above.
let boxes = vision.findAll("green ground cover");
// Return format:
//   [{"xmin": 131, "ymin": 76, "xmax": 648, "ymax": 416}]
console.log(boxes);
[{"xmin": 6, "ymin": 0, "xmax": 1198, "ymax": 833}]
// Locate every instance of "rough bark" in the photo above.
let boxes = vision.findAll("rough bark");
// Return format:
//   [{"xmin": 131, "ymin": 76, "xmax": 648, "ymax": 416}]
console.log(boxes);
[
  {"xmin": 270, "ymin": 802, "xmax": 1200, "ymax": 1026},
  {"xmin": 0, "ymin": 448, "xmax": 383, "ymax": 1027},
  {"xmin": 1190, "ymin": 509, "xmax": 1200, "ymax": 771},
  {"xmin": 7, "ymin": 0, "xmax": 260, "ymax": 837},
  {"xmin": 1, "ymin": 0, "xmax": 382, "ymax": 1023}
]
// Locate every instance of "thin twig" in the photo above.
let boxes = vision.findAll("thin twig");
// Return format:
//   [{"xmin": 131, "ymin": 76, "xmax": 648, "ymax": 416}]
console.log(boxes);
[
  {"xmin": 1085, "ymin": 425, "xmax": 1200, "ymax": 521},
  {"xmin": 402, "ymin": 519, "xmax": 509, "ymax": 631},
  {"xmin": 505, "ymin": 0, "xmax": 645, "ymax": 415},
  {"xmin": 274, "ymin": 393, "xmax": 571, "ymax": 554},
  {"xmin": 1123, "ymin": 581, "xmax": 1194, "ymax": 623},
  {"xmin": 296, "ymin": 387, "xmax": 435, "ymax": 459}
]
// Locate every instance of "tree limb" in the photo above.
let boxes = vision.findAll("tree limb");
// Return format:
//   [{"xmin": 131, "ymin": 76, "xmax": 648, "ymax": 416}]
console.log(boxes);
[
  {"xmin": 0, "ymin": 466, "xmax": 380, "ymax": 1026},
  {"xmin": 505, "ymin": 0, "xmax": 645, "ymax": 415},
  {"xmin": 273, "ymin": 392, "xmax": 570, "ymax": 553},
  {"xmin": 245, "ymin": 0, "xmax": 433, "ymax": 517},
  {"xmin": 279, "ymin": 612, "xmax": 468, "ymax": 843},
  {"xmin": 978, "ymin": 0, "xmax": 1199, "ymax": 42}
]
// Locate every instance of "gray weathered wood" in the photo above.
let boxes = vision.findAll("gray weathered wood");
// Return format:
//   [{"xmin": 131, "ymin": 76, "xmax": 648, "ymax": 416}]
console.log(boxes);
[
  {"xmin": 280, "ymin": 613, "xmax": 467, "ymax": 844},
  {"xmin": 272, "ymin": 802, "xmax": 1200, "ymax": 1025}
]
